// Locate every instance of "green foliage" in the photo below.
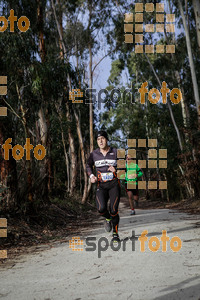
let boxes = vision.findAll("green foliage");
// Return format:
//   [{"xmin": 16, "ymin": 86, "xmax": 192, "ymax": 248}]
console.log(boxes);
[
  {"xmin": 100, "ymin": 0, "xmax": 200, "ymax": 201},
  {"xmin": 0, "ymin": 0, "xmax": 200, "ymax": 214}
]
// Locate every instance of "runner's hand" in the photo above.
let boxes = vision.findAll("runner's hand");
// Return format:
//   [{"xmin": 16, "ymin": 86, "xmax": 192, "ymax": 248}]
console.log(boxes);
[
  {"xmin": 90, "ymin": 175, "xmax": 97, "ymax": 183},
  {"xmin": 108, "ymin": 165, "xmax": 116, "ymax": 173}
]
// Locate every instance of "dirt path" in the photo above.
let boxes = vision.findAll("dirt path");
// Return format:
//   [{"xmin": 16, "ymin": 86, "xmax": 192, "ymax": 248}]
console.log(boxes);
[{"xmin": 0, "ymin": 200, "xmax": 200, "ymax": 300}]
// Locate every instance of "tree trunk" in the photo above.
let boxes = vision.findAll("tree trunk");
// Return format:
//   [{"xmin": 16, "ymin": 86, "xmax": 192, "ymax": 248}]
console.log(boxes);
[
  {"xmin": 192, "ymin": 0, "xmax": 200, "ymax": 52},
  {"xmin": 86, "ymin": 0, "xmax": 94, "ymax": 197},
  {"xmin": 38, "ymin": 108, "xmax": 47, "ymax": 146},
  {"xmin": 143, "ymin": 54, "xmax": 197, "ymax": 198},
  {"xmin": 37, "ymin": 0, "xmax": 46, "ymax": 62},
  {"xmin": 88, "ymin": 1, "xmax": 94, "ymax": 153},
  {"xmin": 37, "ymin": 0, "xmax": 50, "ymax": 203},
  {"xmin": 166, "ymin": 0, "xmax": 190, "ymax": 132},
  {"xmin": 66, "ymin": 105, "xmax": 77, "ymax": 195},
  {"xmin": 178, "ymin": 0, "xmax": 200, "ymax": 124},
  {"xmin": 57, "ymin": 0, "xmax": 64, "ymax": 59},
  {"xmin": 37, "ymin": 107, "xmax": 49, "ymax": 201},
  {"xmin": 144, "ymin": 93, "xmax": 151, "ymax": 200},
  {"xmin": 174, "ymin": 70, "xmax": 190, "ymax": 129},
  {"xmin": 178, "ymin": 164, "xmax": 194, "ymax": 197},
  {"xmin": 74, "ymin": 109, "xmax": 88, "ymax": 203},
  {"xmin": 56, "ymin": 103, "xmax": 70, "ymax": 193},
  {"xmin": 0, "ymin": 123, "xmax": 18, "ymax": 209},
  {"xmin": 52, "ymin": 0, "xmax": 77, "ymax": 196},
  {"xmin": 75, "ymin": 49, "xmax": 89, "ymax": 203},
  {"xmin": 163, "ymin": 172, "xmax": 170, "ymax": 202},
  {"xmin": 144, "ymin": 53, "xmax": 183, "ymax": 151},
  {"xmin": 16, "ymin": 84, "xmax": 34, "ymax": 206}
]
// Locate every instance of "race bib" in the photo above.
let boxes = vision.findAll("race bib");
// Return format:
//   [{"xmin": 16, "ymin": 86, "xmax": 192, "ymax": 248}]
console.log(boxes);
[{"xmin": 101, "ymin": 172, "xmax": 113, "ymax": 182}]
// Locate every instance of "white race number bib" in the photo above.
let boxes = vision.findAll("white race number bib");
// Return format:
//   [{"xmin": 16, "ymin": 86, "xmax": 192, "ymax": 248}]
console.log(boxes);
[{"xmin": 101, "ymin": 172, "xmax": 113, "ymax": 182}]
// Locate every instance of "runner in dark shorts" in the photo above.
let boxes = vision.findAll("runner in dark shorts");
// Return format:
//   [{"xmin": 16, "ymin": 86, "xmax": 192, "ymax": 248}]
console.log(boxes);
[
  {"xmin": 86, "ymin": 130, "xmax": 120, "ymax": 243},
  {"xmin": 125, "ymin": 183, "xmax": 139, "ymax": 196},
  {"xmin": 125, "ymin": 154, "xmax": 143, "ymax": 215}
]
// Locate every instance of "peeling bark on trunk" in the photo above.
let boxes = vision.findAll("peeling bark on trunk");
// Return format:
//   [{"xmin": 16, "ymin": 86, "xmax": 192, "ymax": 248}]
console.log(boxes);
[
  {"xmin": 175, "ymin": 70, "xmax": 190, "ymax": 129},
  {"xmin": 66, "ymin": 105, "xmax": 77, "ymax": 195},
  {"xmin": 75, "ymin": 50, "xmax": 89, "ymax": 203},
  {"xmin": 37, "ymin": 0, "xmax": 50, "ymax": 203},
  {"xmin": 178, "ymin": 164, "xmax": 194, "ymax": 197},
  {"xmin": 74, "ymin": 109, "xmax": 88, "ymax": 203},
  {"xmin": 37, "ymin": 107, "xmax": 49, "ymax": 200},
  {"xmin": 38, "ymin": 108, "xmax": 48, "ymax": 146}
]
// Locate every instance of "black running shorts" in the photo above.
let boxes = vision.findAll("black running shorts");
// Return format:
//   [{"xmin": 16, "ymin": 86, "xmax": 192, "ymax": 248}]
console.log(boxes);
[
  {"xmin": 96, "ymin": 179, "xmax": 120, "ymax": 217},
  {"xmin": 125, "ymin": 183, "xmax": 139, "ymax": 196}
]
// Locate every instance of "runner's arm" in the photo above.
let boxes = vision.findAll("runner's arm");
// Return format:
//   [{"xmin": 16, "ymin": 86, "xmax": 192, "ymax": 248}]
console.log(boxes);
[
  {"xmin": 86, "ymin": 152, "xmax": 95, "ymax": 178},
  {"xmin": 108, "ymin": 148, "xmax": 117, "ymax": 174},
  {"xmin": 137, "ymin": 165, "xmax": 143, "ymax": 178}
]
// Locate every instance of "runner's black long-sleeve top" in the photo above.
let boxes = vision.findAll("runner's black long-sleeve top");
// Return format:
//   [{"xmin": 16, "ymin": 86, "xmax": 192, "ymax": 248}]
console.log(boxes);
[{"xmin": 86, "ymin": 147, "xmax": 117, "ymax": 182}]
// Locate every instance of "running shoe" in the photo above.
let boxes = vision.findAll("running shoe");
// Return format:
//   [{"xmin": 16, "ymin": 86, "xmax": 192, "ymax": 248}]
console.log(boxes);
[
  {"xmin": 130, "ymin": 209, "xmax": 135, "ymax": 215},
  {"xmin": 112, "ymin": 232, "xmax": 120, "ymax": 243},
  {"xmin": 104, "ymin": 218, "xmax": 112, "ymax": 232}
]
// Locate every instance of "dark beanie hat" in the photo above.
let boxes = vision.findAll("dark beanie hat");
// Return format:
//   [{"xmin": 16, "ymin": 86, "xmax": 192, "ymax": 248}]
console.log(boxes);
[{"xmin": 97, "ymin": 130, "xmax": 109, "ymax": 141}]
